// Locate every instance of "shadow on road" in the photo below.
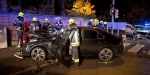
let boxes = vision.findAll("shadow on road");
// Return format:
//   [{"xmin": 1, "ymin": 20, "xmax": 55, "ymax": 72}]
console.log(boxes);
[{"xmin": 61, "ymin": 55, "xmax": 125, "ymax": 70}]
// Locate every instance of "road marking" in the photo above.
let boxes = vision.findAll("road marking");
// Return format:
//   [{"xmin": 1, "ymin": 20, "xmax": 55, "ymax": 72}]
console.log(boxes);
[
  {"xmin": 147, "ymin": 50, "xmax": 150, "ymax": 55},
  {"xmin": 127, "ymin": 44, "xmax": 144, "ymax": 53},
  {"xmin": 123, "ymin": 43, "xmax": 131, "ymax": 47}
]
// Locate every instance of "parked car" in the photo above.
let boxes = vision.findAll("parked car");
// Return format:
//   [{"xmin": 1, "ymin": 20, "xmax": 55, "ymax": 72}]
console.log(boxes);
[{"xmin": 14, "ymin": 26, "xmax": 124, "ymax": 62}]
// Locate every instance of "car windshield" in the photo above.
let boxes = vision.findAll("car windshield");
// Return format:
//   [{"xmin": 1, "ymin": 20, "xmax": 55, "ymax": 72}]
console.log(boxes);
[
  {"xmin": 125, "ymin": 24, "xmax": 135, "ymax": 30},
  {"xmin": 135, "ymin": 25, "xmax": 150, "ymax": 30}
]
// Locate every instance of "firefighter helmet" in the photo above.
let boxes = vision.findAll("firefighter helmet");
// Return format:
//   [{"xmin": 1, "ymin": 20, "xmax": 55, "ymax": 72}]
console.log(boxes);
[
  {"xmin": 56, "ymin": 17, "xmax": 61, "ymax": 20},
  {"xmin": 68, "ymin": 18, "xmax": 75, "ymax": 24},
  {"xmin": 18, "ymin": 12, "xmax": 24, "ymax": 17},
  {"xmin": 32, "ymin": 17, "xmax": 37, "ymax": 21},
  {"xmin": 45, "ymin": 18, "xmax": 49, "ymax": 22},
  {"xmin": 94, "ymin": 19, "xmax": 99, "ymax": 24},
  {"xmin": 90, "ymin": 19, "xmax": 93, "ymax": 22}
]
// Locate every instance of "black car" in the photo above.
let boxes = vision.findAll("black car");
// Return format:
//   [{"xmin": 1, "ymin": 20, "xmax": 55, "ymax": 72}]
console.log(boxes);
[{"xmin": 15, "ymin": 26, "xmax": 124, "ymax": 62}]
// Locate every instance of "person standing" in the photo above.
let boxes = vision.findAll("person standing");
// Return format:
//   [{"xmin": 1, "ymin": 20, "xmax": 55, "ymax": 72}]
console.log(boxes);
[
  {"xmin": 29, "ymin": 17, "xmax": 41, "ymax": 32},
  {"xmin": 92, "ymin": 19, "xmax": 99, "ymax": 28},
  {"xmin": 104, "ymin": 21, "xmax": 108, "ymax": 31},
  {"xmin": 13, "ymin": 12, "xmax": 24, "ymax": 48},
  {"xmin": 22, "ymin": 18, "xmax": 29, "ymax": 44},
  {"xmin": 99, "ymin": 20, "xmax": 104, "ymax": 30},
  {"xmin": 55, "ymin": 17, "xmax": 63, "ymax": 31},
  {"xmin": 42, "ymin": 18, "xmax": 52, "ymax": 31},
  {"xmin": 87, "ymin": 19, "xmax": 93, "ymax": 27},
  {"xmin": 68, "ymin": 18, "xmax": 80, "ymax": 66}
]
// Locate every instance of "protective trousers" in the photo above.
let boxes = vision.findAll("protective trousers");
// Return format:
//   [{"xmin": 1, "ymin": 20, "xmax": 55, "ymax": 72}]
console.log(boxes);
[
  {"xmin": 71, "ymin": 46, "xmax": 79, "ymax": 64},
  {"xmin": 17, "ymin": 30, "xmax": 23, "ymax": 47}
]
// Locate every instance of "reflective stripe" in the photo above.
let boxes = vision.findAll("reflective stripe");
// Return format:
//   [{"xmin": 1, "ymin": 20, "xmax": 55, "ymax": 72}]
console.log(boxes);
[
  {"xmin": 74, "ymin": 59, "xmax": 79, "ymax": 62},
  {"xmin": 75, "ymin": 31, "xmax": 78, "ymax": 43},
  {"xmin": 70, "ymin": 45, "xmax": 72, "ymax": 49},
  {"xmin": 71, "ymin": 42, "xmax": 80, "ymax": 46},
  {"xmin": 72, "ymin": 57, "xmax": 74, "ymax": 60},
  {"xmin": 16, "ymin": 27, "xmax": 21, "ymax": 30}
]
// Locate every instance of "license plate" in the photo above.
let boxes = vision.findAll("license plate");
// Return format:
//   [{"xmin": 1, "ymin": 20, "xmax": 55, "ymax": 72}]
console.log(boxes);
[{"xmin": 0, "ymin": 34, "xmax": 2, "ymax": 38}]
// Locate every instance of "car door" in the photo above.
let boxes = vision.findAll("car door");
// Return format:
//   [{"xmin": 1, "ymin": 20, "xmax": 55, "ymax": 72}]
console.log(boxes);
[{"xmin": 79, "ymin": 29, "xmax": 104, "ymax": 56}]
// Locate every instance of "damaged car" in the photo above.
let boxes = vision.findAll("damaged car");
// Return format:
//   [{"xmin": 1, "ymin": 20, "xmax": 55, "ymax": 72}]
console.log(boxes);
[{"xmin": 14, "ymin": 26, "xmax": 124, "ymax": 62}]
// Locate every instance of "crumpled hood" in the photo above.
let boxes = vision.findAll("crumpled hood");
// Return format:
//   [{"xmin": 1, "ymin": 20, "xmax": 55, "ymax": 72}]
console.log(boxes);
[{"xmin": 26, "ymin": 30, "xmax": 51, "ymax": 40}]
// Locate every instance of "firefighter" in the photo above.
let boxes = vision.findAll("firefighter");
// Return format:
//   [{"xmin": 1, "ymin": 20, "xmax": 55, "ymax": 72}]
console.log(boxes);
[
  {"xmin": 29, "ymin": 17, "xmax": 41, "ymax": 32},
  {"xmin": 104, "ymin": 21, "xmax": 108, "ymax": 31},
  {"xmin": 99, "ymin": 20, "xmax": 104, "ymax": 30},
  {"xmin": 42, "ymin": 18, "xmax": 52, "ymax": 31},
  {"xmin": 87, "ymin": 19, "xmax": 93, "ymax": 27},
  {"xmin": 13, "ymin": 12, "xmax": 24, "ymax": 48},
  {"xmin": 93, "ymin": 19, "xmax": 99, "ymax": 28},
  {"xmin": 55, "ymin": 17, "xmax": 63, "ymax": 31},
  {"xmin": 68, "ymin": 18, "xmax": 80, "ymax": 66}
]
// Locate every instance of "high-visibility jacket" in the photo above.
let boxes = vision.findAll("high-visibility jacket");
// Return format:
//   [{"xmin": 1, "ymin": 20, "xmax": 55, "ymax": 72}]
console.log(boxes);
[
  {"xmin": 13, "ymin": 16, "xmax": 24, "ymax": 31},
  {"xmin": 68, "ymin": 23, "xmax": 80, "ymax": 47},
  {"xmin": 29, "ymin": 21, "xmax": 40, "ymax": 31}
]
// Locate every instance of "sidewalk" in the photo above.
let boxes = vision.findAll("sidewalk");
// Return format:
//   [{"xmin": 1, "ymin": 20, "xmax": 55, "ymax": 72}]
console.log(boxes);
[{"xmin": 0, "ymin": 47, "xmax": 49, "ymax": 75}]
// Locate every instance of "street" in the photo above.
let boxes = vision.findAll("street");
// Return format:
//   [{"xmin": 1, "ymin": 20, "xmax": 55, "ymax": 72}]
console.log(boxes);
[
  {"xmin": 27, "ymin": 39, "xmax": 150, "ymax": 75},
  {"xmin": 0, "ymin": 39, "xmax": 150, "ymax": 75}
]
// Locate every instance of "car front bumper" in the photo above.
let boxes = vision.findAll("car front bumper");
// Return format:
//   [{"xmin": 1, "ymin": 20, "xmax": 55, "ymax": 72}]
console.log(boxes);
[{"xmin": 117, "ymin": 45, "xmax": 124, "ymax": 53}]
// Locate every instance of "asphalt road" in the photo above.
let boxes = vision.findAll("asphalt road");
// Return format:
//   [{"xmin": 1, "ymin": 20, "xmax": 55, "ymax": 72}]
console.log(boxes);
[{"xmin": 25, "ymin": 39, "xmax": 150, "ymax": 75}]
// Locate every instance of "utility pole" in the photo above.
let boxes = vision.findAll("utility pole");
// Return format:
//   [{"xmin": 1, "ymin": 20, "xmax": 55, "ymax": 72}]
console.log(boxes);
[{"xmin": 111, "ymin": 0, "xmax": 115, "ymax": 34}]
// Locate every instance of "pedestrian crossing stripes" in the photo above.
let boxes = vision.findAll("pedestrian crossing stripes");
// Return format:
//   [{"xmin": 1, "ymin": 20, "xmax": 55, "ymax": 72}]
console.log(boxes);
[
  {"xmin": 147, "ymin": 50, "xmax": 150, "ymax": 55},
  {"xmin": 123, "ymin": 43, "xmax": 145, "ymax": 54},
  {"xmin": 127, "ymin": 44, "xmax": 144, "ymax": 53},
  {"xmin": 123, "ymin": 43, "xmax": 131, "ymax": 47}
]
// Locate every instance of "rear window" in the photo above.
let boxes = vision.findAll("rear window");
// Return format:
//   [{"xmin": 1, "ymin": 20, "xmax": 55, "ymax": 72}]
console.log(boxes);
[{"xmin": 83, "ymin": 29, "xmax": 103, "ymax": 39}]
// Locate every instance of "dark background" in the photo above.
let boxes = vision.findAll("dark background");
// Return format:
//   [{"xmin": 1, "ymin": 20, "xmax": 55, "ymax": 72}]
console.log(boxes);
[{"xmin": 1, "ymin": 0, "xmax": 150, "ymax": 24}]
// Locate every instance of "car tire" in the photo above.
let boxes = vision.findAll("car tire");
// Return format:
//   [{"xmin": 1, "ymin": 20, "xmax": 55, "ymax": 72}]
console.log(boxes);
[
  {"xmin": 31, "ymin": 47, "xmax": 47, "ymax": 60},
  {"xmin": 98, "ymin": 48, "xmax": 113, "ymax": 62}
]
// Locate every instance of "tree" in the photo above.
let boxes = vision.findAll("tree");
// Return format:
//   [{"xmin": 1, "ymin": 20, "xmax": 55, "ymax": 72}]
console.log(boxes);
[
  {"xmin": 0, "ymin": 0, "xmax": 8, "ymax": 12},
  {"xmin": 60, "ymin": 0, "xmax": 65, "ymax": 15},
  {"xmin": 125, "ymin": 0, "xmax": 150, "ymax": 24},
  {"xmin": 66, "ymin": 0, "xmax": 96, "ymax": 18},
  {"xmin": 38, "ymin": 0, "xmax": 55, "ymax": 15}
]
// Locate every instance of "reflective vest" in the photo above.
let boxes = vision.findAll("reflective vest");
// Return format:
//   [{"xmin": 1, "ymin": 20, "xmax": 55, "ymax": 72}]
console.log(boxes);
[
  {"xmin": 13, "ymin": 16, "xmax": 24, "ymax": 31},
  {"xmin": 69, "ymin": 24, "xmax": 80, "ymax": 47},
  {"xmin": 29, "ymin": 21, "xmax": 40, "ymax": 31}
]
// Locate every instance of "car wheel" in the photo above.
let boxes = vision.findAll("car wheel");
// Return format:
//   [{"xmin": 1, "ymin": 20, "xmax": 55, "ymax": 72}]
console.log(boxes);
[
  {"xmin": 98, "ymin": 48, "xmax": 113, "ymax": 62},
  {"xmin": 31, "ymin": 47, "xmax": 46, "ymax": 60}
]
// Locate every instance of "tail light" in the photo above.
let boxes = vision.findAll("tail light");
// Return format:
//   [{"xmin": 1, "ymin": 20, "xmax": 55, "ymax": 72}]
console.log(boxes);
[{"xmin": 118, "ymin": 40, "xmax": 123, "ymax": 46}]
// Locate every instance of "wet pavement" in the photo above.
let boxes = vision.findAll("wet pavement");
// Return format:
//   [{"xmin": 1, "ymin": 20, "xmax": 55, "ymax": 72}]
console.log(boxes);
[{"xmin": 0, "ymin": 47, "xmax": 49, "ymax": 75}]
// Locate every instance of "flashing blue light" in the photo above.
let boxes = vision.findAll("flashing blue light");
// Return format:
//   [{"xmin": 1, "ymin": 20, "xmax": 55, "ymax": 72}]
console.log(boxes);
[{"xmin": 144, "ymin": 21, "xmax": 150, "ymax": 26}]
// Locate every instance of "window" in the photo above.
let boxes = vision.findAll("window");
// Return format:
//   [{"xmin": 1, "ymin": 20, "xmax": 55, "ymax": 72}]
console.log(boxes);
[
  {"xmin": 83, "ymin": 29, "xmax": 104, "ymax": 39},
  {"xmin": 83, "ymin": 30, "xmax": 97, "ymax": 39},
  {"xmin": 98, "ymin": 33, "xmax": 103, "ymax": 39}
]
